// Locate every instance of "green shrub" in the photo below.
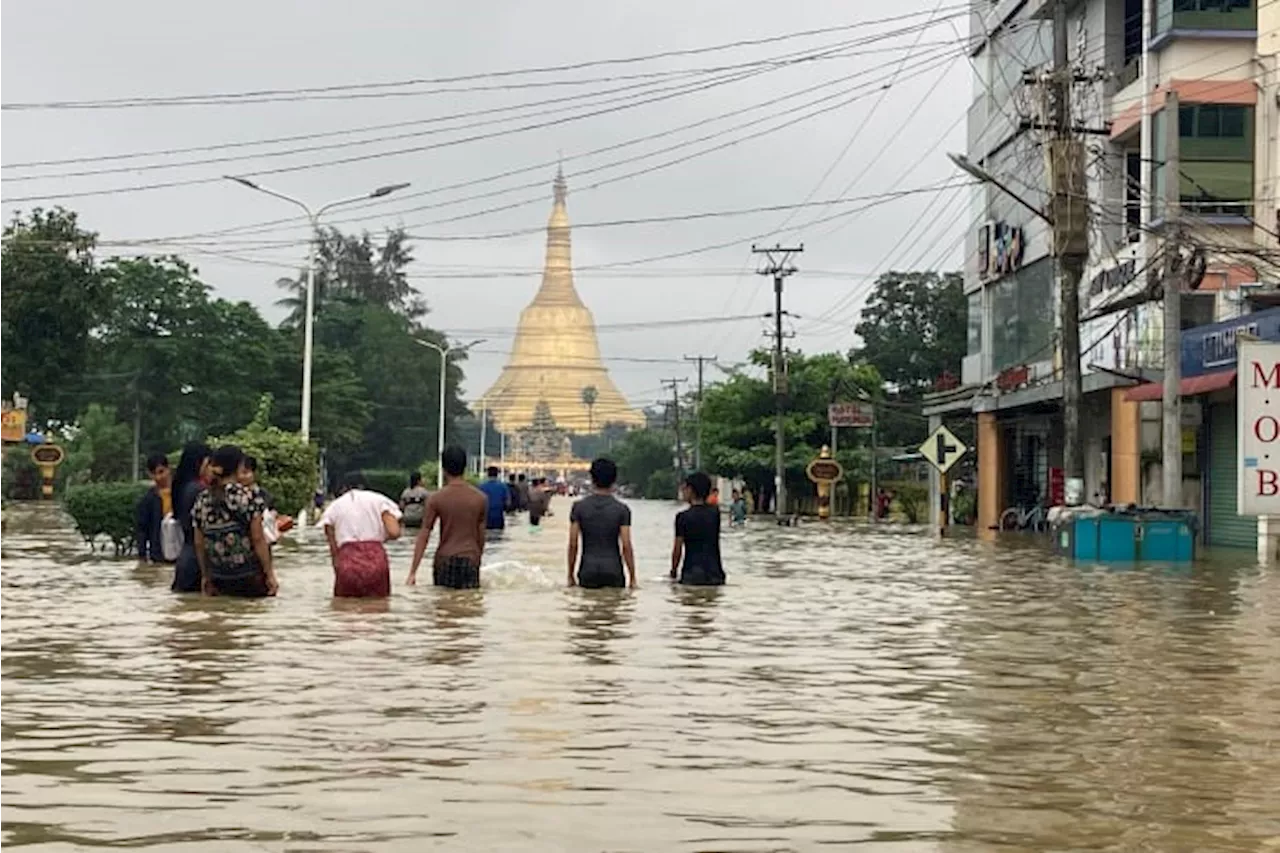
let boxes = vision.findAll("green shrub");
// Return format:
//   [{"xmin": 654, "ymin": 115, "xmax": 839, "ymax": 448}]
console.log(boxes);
[
  {"xmin": 212, "ymin": 394, "xmax": 318, "ymax": 514},
  {"xmin": 63, "ymin": 481, "xmax": 148, "ymax": 555},
  {"xmin": 883, "ymin": 480, "xmax": 928, "ymax": 523},
  {"xmin": 363, "ymin": 468, "xmax": 414, "ymax": 500},
  {"xmin": 644, "ymin": 468, "xmax": 678, "ymax": 500}
]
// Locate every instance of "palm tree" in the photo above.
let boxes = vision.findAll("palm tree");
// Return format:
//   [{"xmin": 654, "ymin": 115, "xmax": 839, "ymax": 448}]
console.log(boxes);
[{"xmin": 580, "ymin": 385, "xmax": 598, "ymax": 433}]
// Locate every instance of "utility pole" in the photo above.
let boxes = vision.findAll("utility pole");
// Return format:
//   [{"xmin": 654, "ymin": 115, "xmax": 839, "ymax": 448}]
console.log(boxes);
[
  {"xmin": 1046, "ymin": 0, "xmax": 1089, "ymax": 504},
  {"xmin": 753, "ymin": 243, "xmax": 803, "ymax": 515},
  {"xmin": 1161, "ymin": 88, "xmax": 1183, "ymax": 507},
  {"xmin": 662, "ymin": 378, "xmax": 689, "ymax": 473},
  {"xmin": 683, "ymin": 354, "xmax": 717, "ymax": 471}
]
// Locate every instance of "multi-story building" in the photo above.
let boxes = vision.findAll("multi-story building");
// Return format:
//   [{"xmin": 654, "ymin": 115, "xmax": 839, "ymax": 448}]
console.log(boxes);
[{"xmin": 929, "ymin": 0, "xmax": 1277, "ymax": 546}]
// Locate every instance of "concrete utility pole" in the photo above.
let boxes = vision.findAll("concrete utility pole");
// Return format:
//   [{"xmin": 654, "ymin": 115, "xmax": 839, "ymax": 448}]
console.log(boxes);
[
  {"xmin": 753, "ymin": 243, "xmax": 803, "ymax": 515},
  {"xmin": 1161, "ymin": 89, "xmax": 1183, "ymax": 506},
  {"xmin": 1046, "ymin": 0, "xmax": 1090, "ymax": 504},
  {"xmin": 683, "ymin": 354, "xmax": 717, "ymax": 471},
  {"xmin": 662, "ymin": 378, "xmax": 689, "ymax": 473}
]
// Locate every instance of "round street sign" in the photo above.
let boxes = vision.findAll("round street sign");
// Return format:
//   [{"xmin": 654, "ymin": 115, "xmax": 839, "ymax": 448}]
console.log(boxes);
[
  {"xmin": 31, "ymin": 444, "xmax": 66, "ymax": 467},
  {"xmin": 806, "ymin": 458, "xmax": 844, "ymax": 483}
]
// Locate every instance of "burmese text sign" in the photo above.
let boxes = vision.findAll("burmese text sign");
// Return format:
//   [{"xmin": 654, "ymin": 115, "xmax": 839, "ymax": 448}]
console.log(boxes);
[{"xmin": 1237, "ymin": 340, "xmax": 1280, "ymax": 515}]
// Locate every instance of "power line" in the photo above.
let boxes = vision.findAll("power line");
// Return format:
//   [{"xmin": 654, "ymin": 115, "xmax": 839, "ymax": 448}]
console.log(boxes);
[{"xmin": 1, "ymin": 6, "xmax": 969, "ymax": 110}]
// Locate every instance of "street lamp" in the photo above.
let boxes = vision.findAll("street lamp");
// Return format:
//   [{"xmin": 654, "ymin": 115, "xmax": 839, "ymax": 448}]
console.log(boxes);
[
  {"xmin": 224, "ymin": 176, "xmax": 409, "ymax": 522},
  {"xmin": 414, "ymin": 338, "xmax": 485, "ymax": 488}
]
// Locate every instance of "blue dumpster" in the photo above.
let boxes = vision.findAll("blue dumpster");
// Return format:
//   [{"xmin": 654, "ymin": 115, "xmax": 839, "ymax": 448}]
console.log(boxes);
[{"xmin": 1062, "ymin": 508, "xmax": 1196, "ymax": 563}]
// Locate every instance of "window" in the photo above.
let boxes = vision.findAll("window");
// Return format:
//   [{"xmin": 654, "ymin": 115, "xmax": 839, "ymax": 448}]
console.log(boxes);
[
  {"xmin": 1125, "ymin": 151, "xmax": 1142, "ymax": 242},
  {"xmin": 1156, "ymin": 0, "xmax": 1256, "ymax": 33},
  {"xmin": 1177, "ymin": 104, "xmax": 1254, "ymax": 216},
  {"xmin": 990, "ymin": 258, "xmax": 1055, "ymax": 371},
  {"xmin": 967, "ymin": 292, "xmax": 982, "ymax": 356}
]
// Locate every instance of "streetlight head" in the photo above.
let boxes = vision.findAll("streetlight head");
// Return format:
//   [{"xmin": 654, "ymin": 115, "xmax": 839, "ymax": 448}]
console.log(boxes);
[
  {"xmin": 225, "ymin": 175, "xmax": 260, "ymax": 190},
  {"xmin": 947, "ymin": 152, "xmax": 983, "ymax": 181},
  {"xmin": 370, "ymin": 182, "xmax": 410, "ymax": 198}
]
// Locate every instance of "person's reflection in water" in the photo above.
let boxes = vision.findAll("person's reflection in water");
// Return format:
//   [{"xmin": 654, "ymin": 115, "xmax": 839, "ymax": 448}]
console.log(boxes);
[
  {"xmin": 158, "ymin": 605, "xmax": 249, "ymax": 741},
  {"xmin": 426, "ymin": 588, "xmax": 486, "ymax": 666},
  {"xmin": 566, "ymin": 588, "xmax": 635, "ymax": 666},
  {"xmin": 669, "ymin": 584, "xmax": 723, "ymax": 643}
]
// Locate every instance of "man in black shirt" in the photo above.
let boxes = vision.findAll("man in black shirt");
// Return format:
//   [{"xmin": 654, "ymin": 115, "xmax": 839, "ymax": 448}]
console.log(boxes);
[
  {"xmin": 671, "ymin": 471, "xmax": 725, "ymax": 586},
  {"xmin": 568, "ymin": 458, "xmax": 637, "ymax": 589}
]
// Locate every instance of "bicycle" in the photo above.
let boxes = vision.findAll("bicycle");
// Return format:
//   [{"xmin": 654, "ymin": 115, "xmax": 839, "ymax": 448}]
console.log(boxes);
[{"xmin": 999, "ymin": 503, "xmax": 1048, "ymax": 533}]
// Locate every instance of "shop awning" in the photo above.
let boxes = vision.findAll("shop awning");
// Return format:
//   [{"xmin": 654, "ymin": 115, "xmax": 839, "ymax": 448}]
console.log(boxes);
[{"xmin": 1123, "ymin": 369, "xmax": 1236, "ymax": 402}]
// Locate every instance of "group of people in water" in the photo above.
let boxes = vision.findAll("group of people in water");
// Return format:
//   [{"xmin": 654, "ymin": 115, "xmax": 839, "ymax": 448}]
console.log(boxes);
[{"xmin": 137, "ymin": 442, "xmax": 728, "ymax": 600}]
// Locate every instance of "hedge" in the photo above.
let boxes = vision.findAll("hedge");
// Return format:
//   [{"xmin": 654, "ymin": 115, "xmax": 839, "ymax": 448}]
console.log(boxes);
[
  {"xmin": 211, "ymin": 395, "xmax": 318, "ymax": 514},
  {"xmin": 63, "ymin": 481, "xmax": 149, "ymax": 556},
  {"xmin": 363, "ymin": 469, "xmax": 415, "ymax": 501}
]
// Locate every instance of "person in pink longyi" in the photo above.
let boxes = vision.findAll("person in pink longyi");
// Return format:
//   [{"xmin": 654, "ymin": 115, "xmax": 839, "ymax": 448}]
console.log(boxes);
[{"xmin": 321, "ymin": 472, "xmax": 403, "ymax": 598}]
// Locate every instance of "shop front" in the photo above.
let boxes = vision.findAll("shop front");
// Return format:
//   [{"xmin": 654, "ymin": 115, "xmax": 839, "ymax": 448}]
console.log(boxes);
[{"xmin": 1125, "ymin": 307, "xmax": 1280, "ymax": 548}]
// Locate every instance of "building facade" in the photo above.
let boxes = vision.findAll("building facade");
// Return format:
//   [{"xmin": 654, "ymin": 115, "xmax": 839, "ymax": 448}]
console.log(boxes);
[{"xmin": 930, "ymin": 0, "xmax": 1277, "ymax": 545}]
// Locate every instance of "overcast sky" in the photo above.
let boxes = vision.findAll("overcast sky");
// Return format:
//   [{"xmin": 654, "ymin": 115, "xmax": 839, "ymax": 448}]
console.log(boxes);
[{"xmin": 2, "ymin": 0, "xmax": 970, "ymax": 407}]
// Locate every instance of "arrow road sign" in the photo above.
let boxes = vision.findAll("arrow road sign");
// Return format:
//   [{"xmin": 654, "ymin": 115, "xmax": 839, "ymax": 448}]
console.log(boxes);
[{"xmin": 919, "ymin": 425, "xmax": 967, "ymax": 475}]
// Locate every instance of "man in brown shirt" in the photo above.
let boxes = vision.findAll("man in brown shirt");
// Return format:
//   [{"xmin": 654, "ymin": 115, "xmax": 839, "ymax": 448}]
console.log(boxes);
[{"xmin": 407, "ymin": 446, "xmax": 488, "ymax": 589}]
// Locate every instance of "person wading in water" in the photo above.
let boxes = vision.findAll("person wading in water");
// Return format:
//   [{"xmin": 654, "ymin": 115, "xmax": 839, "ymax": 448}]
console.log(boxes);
[
  {"xmin": 407, "ymin": 446, "xmax": 488, "ymax": 589},
  {"xmin": 171, "ymin": 442, "xmax": 211, "ymax": 593},
  {"xmin": 192, "ymin": 444, "xmax": 279, "ymax": 598},
  {"xmin": 671, "ymin": 471, "xmax": 726, "ymax": 586},
  {"xmin": 399, "ymin": 471, "xmax": 429, "ymax": 529},
  {"xmin": 567, "ymin": 458, "xmax": 637, "ymax": 589},
  {"xmin": 322, "ymin": 472, "xmax": 403, "ymax": 598}
]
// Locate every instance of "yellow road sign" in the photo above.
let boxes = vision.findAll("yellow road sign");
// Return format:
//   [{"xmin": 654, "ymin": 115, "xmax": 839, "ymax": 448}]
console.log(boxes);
[{"xmin": 919, "ymin": 425, "xmax": 967, "ymax": 475}]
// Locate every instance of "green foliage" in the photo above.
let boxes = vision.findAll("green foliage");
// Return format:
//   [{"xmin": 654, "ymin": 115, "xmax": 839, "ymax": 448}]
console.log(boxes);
[
  {"xmin": 64, "ymin": 404, "xmax": 133, "ymax": 485},
  {"xmin": 700, "ymin": 351, "xmax": 883, "ymax": 504},
  {"xmin": 2, "ymin": 451, "xmax": 42, "ymax": 500},
  {"xmin": 277, "ymin": 227, "xmax": 424, "ymax": 325},
  {"xmin": 2, "ymin": 208, "xmax": 106, "ymax": 421},
  {"xmin": 612, "ymin": 428, "xmax": 673, "ymax": 489},
  {"xmin": 883, "ymin": 480, "xmax": 928, "ymax": 523},
  {"xmin": 212, "ymin": 394, "xmax": 318, "ymax": 514},
  {"xmin": 853, "ymin": 271, "xmax": 965, "ymax": 392},
  {"xmin": 644, "ymin": 468, "xmax": 679, "ymax": 500},
  {"xmin": 363, "ymin": 468, "xmax": 413, "ymax": 500},
  {"xmin": 63, "ymin": 481, "xmax": 148, "ymax": 555}
]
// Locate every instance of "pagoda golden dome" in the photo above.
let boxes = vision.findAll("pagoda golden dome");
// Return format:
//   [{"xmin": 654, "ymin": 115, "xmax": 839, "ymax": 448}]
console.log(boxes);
[{"xmin": 479, "ymin": 170, "xmax": 644, "ymax": 435}]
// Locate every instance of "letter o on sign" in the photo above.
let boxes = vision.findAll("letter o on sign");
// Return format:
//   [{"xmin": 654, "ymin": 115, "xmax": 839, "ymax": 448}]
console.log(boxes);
[{"xmin": 1255, "ymin": 416, "xmax": 1280, "ymax": 443}]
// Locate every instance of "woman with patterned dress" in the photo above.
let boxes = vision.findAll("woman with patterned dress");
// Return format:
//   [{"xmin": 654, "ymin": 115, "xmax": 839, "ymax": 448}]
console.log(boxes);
[{"xmin": 192, "ymin": 445, "xmax": 279, "ymax": 598}]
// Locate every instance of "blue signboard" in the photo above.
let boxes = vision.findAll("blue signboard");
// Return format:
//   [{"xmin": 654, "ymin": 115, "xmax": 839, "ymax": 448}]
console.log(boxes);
[{"xmin": 1180, "ymin": 307, "xmax": 1280, "ymax": 377}]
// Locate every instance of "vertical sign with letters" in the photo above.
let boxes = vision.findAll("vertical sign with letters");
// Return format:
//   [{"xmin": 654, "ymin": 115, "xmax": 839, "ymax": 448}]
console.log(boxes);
[{"xmin": 1238, "ymin": 341, "xmax": 1280, "ymax": 515}]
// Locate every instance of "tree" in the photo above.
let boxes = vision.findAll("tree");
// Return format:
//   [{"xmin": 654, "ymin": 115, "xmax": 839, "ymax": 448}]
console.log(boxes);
[
  {"xmin": 580, "ymin": 385, "xmax": 598, "ymax": 433},
  {"xmin": 1, "ymin": 208, "xmax": 105, "ymax": 421},
  {"xmin": 62, "ymin": 404, "xmax": 133, "ymax": 485},
  {"xmin": 612, "ymin": 428, "xmax": 674, "ymax": 490},
  {"xmin": 276, "ymin": 226, "xmax": 424, "ymax": 324},
  {"xmin": 699, "ymin": 350, "xmax": 882, "ymax": 511},
  {"xmin": 853, "ymin": 271, "xmax": 965, "ymax": 392}
]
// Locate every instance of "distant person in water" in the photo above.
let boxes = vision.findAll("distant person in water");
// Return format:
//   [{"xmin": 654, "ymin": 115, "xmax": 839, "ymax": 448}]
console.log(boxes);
[
  {"xmin": 192, "ymin": 444, "xmax": 278, "ymax": 598},
  {"xmin": 408, "ymin": 446, "xmax": 488, "ymax": 589},
  {"xmin": 506, "ymin": 474, "xmax": 519, "ymax": 516},
  {"xmin": 528, "ymin": 477, "xmax": 552, "ymax": 527},
  {"xmin": 322, "ymin": 471, "xmax": 402, "ymax": 598},
  {"xmin": 568, "ymin": 457, "xmax": 637, "ymax": 589},
  {"xmin": 671, "ymin": 471, "xmax": 726, "ymax": 586},
  {"xmin": 171, "ymin": 442, "xmax": 212, "ymax": 592},
  {"xmin": 400, "ymin": 471, "xmax": 430, "ymax": 528},
  {"xmin": 729, "ymin": 489, "xmax": 748, "ymax": 526},
  {"xmin": 707, "ymin": 486, "xmax": 720, "ymax": 507},
  {"xmin": 136, "ymin": 453, "xmax": 174, "ymax": 565},
  {"xmin": 516, "ymin": 473, "xmax": 531, "ymax": 511},
  {"xmin": 479, "ymin": 466, "xmax": 509, "ymax": 531}
]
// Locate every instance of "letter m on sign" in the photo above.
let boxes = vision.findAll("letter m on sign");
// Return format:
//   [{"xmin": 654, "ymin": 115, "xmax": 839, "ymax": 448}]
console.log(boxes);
[{"xmin": 1252, "ymin": 360, "xmax": 1280, "ymax": 389}]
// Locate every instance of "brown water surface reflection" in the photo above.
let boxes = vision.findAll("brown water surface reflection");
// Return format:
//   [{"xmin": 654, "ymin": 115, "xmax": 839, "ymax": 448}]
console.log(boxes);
[{"xmin": 2, "ymin": 501, "xmax": 1278, "ymax": 851}]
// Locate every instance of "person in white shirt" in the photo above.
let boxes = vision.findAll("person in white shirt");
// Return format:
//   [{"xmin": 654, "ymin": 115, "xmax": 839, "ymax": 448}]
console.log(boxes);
[{"xmin": 321, "ymin": 472, "xmax": 403, "ymax": 598}]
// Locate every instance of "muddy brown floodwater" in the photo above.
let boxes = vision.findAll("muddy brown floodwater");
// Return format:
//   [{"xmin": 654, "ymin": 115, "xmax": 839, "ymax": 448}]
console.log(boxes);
[{"xmin": 3, "ymin": 499, "xmax": 1279, "ymax": 851}]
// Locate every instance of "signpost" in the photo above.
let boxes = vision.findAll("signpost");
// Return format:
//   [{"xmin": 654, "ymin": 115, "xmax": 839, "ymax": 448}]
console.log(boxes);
[
  {"xmin": 919, "ymin": 425, "xmax": 968, "ymax": 535},
  {"xmin": 30, "ymin": 443, "xmax": 65, "ymax": 499},
  {"xmin": 828, "ymin": 401, "xmax": 875, "ymax": 519},
  {"xmin": 806, "ymin": 445, "xmax": 844, "ymax": 520}
]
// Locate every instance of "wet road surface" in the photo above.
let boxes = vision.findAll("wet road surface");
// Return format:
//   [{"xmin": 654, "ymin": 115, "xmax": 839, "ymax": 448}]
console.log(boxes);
[{"xmin": 3, "ymin": 499, "xmax": 1279, "ymax": 851}]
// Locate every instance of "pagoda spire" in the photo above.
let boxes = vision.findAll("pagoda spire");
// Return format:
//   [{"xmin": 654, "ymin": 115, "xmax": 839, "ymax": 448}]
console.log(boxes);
[{"xmin": 477, "ymin": 170, "xmax": 644, "ymax": 436}]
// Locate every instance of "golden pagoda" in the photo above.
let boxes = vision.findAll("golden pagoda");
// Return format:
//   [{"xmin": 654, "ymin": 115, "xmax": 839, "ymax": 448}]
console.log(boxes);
[{"xmin": 479, "ymin": 169, "xmax": 645, "ymax": 436}]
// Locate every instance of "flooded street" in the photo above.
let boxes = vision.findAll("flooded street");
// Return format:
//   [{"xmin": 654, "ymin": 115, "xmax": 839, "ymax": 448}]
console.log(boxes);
[{"xmin": 3, "ymin": 498, "xmax": 1279, "ymax": 851}]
